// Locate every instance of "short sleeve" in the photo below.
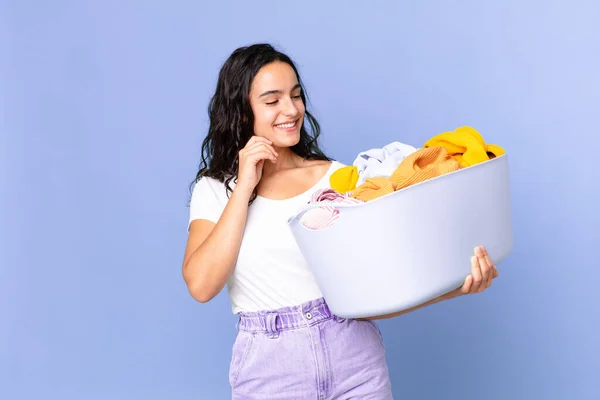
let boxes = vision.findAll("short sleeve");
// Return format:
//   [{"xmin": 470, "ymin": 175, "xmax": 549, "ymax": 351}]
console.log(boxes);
[{"xmin": 188, "ymin": 177, "xmax": 227, "ymax": 229}]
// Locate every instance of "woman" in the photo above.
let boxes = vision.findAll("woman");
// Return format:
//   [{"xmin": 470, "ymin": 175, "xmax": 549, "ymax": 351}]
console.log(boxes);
[{"xmin": 182, "ymin": 43, "xmax": 498, "ymax": 399}]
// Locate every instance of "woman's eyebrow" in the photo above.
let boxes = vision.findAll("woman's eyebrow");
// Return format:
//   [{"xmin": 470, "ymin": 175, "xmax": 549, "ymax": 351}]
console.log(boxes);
[{"xmin": 259, "ymin": 84, "xmax": 301, "ymax": 98}]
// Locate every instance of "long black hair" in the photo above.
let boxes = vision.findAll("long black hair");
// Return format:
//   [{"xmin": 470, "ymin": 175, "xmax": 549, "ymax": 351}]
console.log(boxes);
[{"xmin": 190, "ymin": 43, "xmax": 331, "ymax": 204}]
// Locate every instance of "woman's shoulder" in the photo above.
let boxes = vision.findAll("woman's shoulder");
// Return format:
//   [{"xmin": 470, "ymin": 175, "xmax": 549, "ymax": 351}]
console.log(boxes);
[
  {"xmin": 191, "ymin": 174, "xmax": 235, "ymax": 199},
  {"xmin": 330, "ymin": 159, "xmax": 347, "ymax": 169},
  {"xmin": 305, "ymin": 158, "xmax": 346, "ymax": 169},
  {"xmin": 301, "ymin": 159, "xmax": 345, "ymax": 180}
]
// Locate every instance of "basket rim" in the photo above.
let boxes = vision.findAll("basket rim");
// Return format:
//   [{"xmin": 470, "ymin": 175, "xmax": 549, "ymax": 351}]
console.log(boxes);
[{"xmin": 288, "ymin": 153, "xmax": 508, "ymax": 224}]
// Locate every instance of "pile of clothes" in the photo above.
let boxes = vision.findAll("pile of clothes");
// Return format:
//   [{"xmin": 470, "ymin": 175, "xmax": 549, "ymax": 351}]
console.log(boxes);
[{"xmin": 299, "ymin": 126, "xmax": 505, "ymax": 230}]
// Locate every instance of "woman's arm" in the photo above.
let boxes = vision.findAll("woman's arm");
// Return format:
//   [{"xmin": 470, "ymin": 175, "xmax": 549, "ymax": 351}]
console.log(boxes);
[
  {"xmin": 182, "ymin": 136, "xmax": 278, "ymax": 303},
  {"xmin": 182, "ymin": 186, "xmax": 253, "ymax": 303},
  {"xmin": 358, "ymin": 292, "xmax": 453, "ymax": 321}
]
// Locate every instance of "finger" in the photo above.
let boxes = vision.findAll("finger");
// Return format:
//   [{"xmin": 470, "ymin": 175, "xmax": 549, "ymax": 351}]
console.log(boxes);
[
  {"xmin": 246, "ymin": 136, "xmax": 272, "ymax": 147},
  {"xmin": 243, "ymin": 145, "xmax": 277, "ymax": 163},
  {"xmin": 242, "ymin": 137, "xmax": 272, "ymax": 153},
  {"xmin": 475, "ymin": 246, "xmax": 490, "ymax": 291},
  {"xmin": 247, "ymin": 149, "xmax": 277, "ymax": 164},
  {"xmin": 461, "ymin": 275, "xmax": 473, "ymax": 295},
  {"xmin": 244, "ymin": 136, "xmax": 271, "ymax": 150},
  {"xmin": 246, "ymin": 142, "xmax": 278, "ymax": 158},
  {"xmin": 481, "ymin": 247, "xmax": 493, "ymax": 287},
  {"xmin": 482, "ymin": 247, "xmax": 499, "ymax": 279},
  {"xmin": 470, "ymin": 255, "xmax": 482, "ymax": 294},
  {"xmin": 246, "ymin": 144, "xmax": 278, "ymax": 158},
  {"xmin": 246, "ymin": 148, "xmax": 277, "ymax": 160}
]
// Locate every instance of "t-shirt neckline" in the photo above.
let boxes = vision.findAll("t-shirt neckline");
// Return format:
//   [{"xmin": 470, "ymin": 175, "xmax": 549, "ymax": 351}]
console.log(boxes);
[{"xmin": 254, "ymin": 161, "xmax": 338, "ymax": 203}]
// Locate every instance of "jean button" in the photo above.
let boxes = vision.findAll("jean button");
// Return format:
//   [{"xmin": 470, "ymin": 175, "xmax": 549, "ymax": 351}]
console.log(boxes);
[{"xmin": 305, "ymin": 312, "xmax": 313, "ymax": 320}]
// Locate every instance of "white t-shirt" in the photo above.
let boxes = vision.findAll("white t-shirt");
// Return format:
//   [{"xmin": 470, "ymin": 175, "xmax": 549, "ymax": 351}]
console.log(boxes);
[{"xmin": 188, "ymin": 160, "xmax": 345, "ymax": 314}]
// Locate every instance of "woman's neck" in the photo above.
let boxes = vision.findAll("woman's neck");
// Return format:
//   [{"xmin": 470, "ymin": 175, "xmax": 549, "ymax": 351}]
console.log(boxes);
[{"xmin": 261, "ymin": 147, "xmax": 304, "ymax": 177}]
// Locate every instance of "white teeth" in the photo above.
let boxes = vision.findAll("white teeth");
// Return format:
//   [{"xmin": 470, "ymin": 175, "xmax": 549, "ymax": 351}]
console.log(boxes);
[{"xmin": 276, "ymin": 121, "xmax": 296, "ymax": 128}]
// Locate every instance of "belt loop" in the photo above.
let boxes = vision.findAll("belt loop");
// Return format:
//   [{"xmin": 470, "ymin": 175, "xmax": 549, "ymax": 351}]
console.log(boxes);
[{"xmin": 265, "ymin": 313, "xmax": 279, "ymax": 339}]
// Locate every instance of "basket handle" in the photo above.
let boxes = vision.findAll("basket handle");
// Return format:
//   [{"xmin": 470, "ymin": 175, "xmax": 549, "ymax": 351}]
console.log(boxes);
[{"xmin": 287, "ymin": 200, "xmax": 360, "ymax": 224}]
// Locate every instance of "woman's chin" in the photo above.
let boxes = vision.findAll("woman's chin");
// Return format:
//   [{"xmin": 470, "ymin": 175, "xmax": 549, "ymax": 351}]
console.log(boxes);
[{"xmin": 272, "ymin": 132, "xmax": 301, "ymax": 148}]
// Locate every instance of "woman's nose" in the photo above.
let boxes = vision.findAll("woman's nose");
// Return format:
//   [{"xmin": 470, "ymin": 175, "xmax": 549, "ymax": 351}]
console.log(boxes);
[{"xmin": 282, "ymin": 97, "xmax": 299, "ymax": 116}]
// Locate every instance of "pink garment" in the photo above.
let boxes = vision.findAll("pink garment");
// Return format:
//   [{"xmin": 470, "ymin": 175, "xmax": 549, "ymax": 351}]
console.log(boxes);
[{"xmin": 299, "ymin": 188, "xmax": 363, "ymax": 230}]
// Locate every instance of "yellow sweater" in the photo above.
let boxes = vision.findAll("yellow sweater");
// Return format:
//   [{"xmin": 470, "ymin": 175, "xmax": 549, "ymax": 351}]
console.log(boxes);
[
  {"xmin": 423, "ymin": 126, "xmax": 504, "ymax": 167},
  {"xmin": 351, "ymin": 147, "xmax": 461, "ymax": 202},
  {"xmin": 329, "ymin": 165, "xmax": 359, "ymax": 194}
]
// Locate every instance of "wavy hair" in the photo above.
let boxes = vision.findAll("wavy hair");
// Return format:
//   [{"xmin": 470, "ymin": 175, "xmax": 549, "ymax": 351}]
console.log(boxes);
[{"xmin": 190, "ymin": 43, "xmax": 331, "ymax": 204}]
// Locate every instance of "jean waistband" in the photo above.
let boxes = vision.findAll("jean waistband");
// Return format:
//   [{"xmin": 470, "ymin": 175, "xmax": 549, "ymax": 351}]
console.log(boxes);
[{"xmin": 237, "ymin": 297, "xmax": 340, "ymax": 336}]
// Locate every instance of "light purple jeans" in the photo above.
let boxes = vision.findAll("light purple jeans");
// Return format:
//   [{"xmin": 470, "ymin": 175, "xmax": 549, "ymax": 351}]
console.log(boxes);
[{"xmin": 229, "ymin": 297, "xmax": 393, "ymax": 399}]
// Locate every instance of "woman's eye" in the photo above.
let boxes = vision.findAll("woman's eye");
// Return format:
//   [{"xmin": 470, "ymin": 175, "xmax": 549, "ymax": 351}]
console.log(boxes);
[{"xmin": 266, "ymin": 100, "xmax": 278, "ymax": 105}]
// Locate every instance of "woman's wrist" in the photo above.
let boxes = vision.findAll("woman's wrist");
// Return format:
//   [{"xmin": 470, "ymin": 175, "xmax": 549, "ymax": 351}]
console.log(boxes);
[{"xmin": 232, "ymin": 184, "xmax": 255, "ymax": 201}]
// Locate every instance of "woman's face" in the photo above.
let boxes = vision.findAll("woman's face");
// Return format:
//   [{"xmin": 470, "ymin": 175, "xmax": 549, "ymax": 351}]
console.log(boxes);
[{"xmin": 249, "ymin": 61, "xmax": 305, "ymax": 148}]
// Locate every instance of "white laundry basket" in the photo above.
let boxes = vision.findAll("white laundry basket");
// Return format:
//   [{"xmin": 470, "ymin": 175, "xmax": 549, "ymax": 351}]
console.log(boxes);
[{"xmin": 287, "ymin": 154, "xmax": 513, "ymax": 319}]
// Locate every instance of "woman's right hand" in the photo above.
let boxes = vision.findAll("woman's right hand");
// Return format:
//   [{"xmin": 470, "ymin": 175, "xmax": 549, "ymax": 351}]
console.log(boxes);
[{"xmin": 236, "ymin": 136, "xmax": 278, "ymax": 194}]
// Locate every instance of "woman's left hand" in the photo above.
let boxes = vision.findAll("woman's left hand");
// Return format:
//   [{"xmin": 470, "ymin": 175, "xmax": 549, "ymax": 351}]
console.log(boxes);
[{"xmin": 447, "ymin": 245, "xmax": 499, "ymax": 299}]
